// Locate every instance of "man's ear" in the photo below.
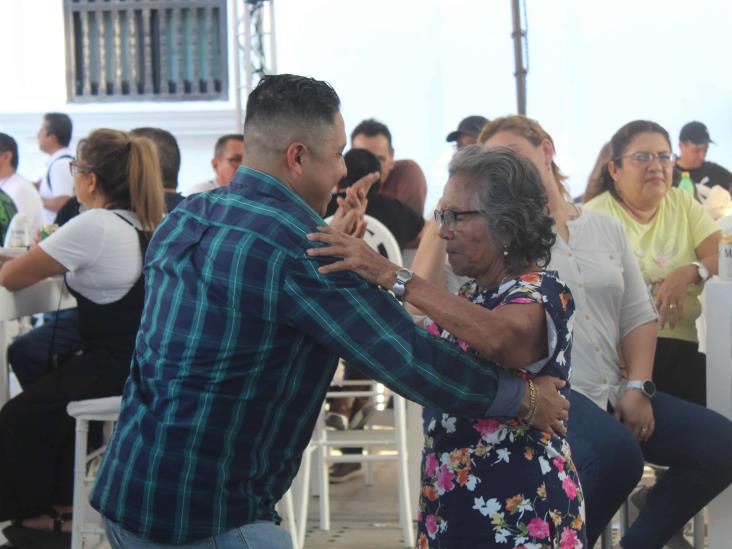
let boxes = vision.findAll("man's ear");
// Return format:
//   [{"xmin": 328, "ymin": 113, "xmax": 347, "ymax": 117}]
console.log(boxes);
[
  {"xmin": 285, "ymin": 142, "xmax": 308, "ymax": 176},
  {"xmin": 211, "ymin": 156, "xmax": 219, "ymax": 171}
]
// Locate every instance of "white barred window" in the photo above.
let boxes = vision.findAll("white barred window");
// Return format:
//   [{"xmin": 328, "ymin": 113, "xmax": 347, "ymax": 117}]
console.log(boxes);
[{"xmin": 64, "ymin": 0, "xmax": 228, "ymax": 102}]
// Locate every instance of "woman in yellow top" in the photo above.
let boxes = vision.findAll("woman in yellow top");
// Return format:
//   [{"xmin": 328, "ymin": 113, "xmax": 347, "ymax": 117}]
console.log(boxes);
[{"xmin": 585, "ymin": 120, "xmax": 720, "ymax": 406}]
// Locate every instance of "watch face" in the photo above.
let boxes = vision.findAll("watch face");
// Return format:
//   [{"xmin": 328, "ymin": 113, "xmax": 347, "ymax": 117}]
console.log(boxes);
[
  {"xmin": 642, "ymin": 380, "xmax": 656, "ymax": 397},
  {"xmin": 396, "ymin": 268, "xmax": 413, "ymax": 284}
]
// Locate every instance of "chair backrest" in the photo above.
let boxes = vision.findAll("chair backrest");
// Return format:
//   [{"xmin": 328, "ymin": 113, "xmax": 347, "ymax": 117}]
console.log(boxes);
[
  {"xmin": 322, "ymin": 214, "xmax": 403, "ymax": 266},
  {"xmin": 361, "ymin": 215, "xmax": 402, "ymax": 266}
]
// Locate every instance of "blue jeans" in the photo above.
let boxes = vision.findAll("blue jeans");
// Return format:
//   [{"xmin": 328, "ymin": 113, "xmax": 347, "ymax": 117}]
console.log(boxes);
[
  {"xmin": 567, "ymin": 389, "xmax": 732, "ymax": 549},
  {"xmin": 8, "ymin": 309, "xmax": 82, "ymax": 389},
  {"xmin": 104, "ymin": 518, "xmax": 293, "ymax": 548}
]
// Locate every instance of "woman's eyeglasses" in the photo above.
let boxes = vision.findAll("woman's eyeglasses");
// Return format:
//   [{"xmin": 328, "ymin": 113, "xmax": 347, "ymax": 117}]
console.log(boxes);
[
  {"xmin": 434, "ymin": 208, "xmax": 481, "ymax": 230},
  {"xmin": 69, "ymin": 160, "xmax": 92, "ymax": 177},
  {"xmin": 615, "ymin": 151, "xmax": 676, "ymax": 167}
]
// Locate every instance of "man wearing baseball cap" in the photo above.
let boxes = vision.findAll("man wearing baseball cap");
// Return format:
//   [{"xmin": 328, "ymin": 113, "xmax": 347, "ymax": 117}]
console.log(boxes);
[
  {"xmin": 446, "ymin": 115, "xmax": 489, "ymax": 150},
  {"xmin": 676, "ymin": 121, "xmax": 732, "ymax": 191}
]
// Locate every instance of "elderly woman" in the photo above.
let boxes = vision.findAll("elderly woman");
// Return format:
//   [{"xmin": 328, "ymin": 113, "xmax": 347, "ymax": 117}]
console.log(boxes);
[
  {"xmin": 0, "ymin": 129, "xmax": 164, "ymax": 546},
  {"xmin": 309, "ymin": 146, "xmax": 585, "ymax": 548},
  {"xmin": 584, "ymin": 120, "xmax": 719, "ymax": 406},
  {"xmin": 472, "ymin": 115, "xmax": 732, "ymax": 548}
]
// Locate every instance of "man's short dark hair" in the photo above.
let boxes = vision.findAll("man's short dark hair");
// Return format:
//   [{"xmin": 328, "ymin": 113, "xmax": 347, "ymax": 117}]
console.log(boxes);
[
  {"xmin": 244, "ymin": 74, "xmax": 341, "ymax": 152},
  {"xmin": 0, "ymin": 133, "xmax": 19, "ymax": 170},
  {"xmin": 339, "ymin": 148, "xmax": 381, "ymax": 198},
  {"xmin": 44, "ymin": 112, "xmax": 73, "ymax": 147},
  {"xmin": 214, "ymin": 134, "xmax": 244, "ymax": 158},
  {"xmin": 130, "ymin": 127, "xmax": 181, "ymax": 190},
  {"xmin": 351, "ymin": 119, "xmax": 393, "ymax": 151}
]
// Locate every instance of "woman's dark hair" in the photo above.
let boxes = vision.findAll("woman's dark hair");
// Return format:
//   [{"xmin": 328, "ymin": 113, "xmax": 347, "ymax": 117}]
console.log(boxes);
[
  {"xmin": 130, "ymin": 127, "xmax": 181, "ymax": 190},
  {"xmin": 339, "ymin": 148, "xmax": 381, "ymax": 198},
  {"xmin": 448, "ymin": 145, "xmax": 556, "ymax": 272},
  {"xmin": 77, "ymin": 128, "xmax": 164, "ymax": 233},
  {"xmin": 590, "ymin": 120, "xmax": 672, "ymax": 202}
]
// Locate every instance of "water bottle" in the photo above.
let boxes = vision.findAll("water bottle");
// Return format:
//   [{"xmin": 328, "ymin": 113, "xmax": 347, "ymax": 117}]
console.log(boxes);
[
  {"xmin": 720, "ymin": 227, "xmax": 732, "ymax": 280},
  {"xmin": 6, "ymin": 213, "xmax": 31, "ymax": 248},
  {"xmin": 678, "ymin": 171, "xmax": 694, "ymax": 196}
]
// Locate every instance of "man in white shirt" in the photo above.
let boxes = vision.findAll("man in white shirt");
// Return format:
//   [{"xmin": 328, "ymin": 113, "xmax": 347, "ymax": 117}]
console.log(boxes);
[
  {"xmin": 0, "ymin": 133, "xmax": 44, "ymax": 237},
  {"xmin": 37, "ymin": 112, "xmax": 75, "ymax": 224},
  {"xmin": 186, "ymin": 134, "xmax": 243, "ymax": 195}
]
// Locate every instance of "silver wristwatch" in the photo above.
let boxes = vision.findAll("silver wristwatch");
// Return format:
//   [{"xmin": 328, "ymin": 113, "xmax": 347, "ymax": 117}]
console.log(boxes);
[
  {"xmin": 392, "ymin": 268, "xmax": 413, "ymax": 300},
  {"xmin": 691, "ymin": 261, "xmax": 710, "ymax": 283},
  {"xmin": 625, "ymin": 379, "xmax": 656, "ymax": 399}
]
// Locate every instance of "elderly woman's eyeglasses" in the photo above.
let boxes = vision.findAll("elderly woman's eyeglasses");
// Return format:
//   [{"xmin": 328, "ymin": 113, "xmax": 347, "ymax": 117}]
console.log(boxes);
[
  {"xmin": 615, "ymin": 151, "xmax": 676, "ymax": 167},
  {"xmin": 434, "ymin": 208, "xmax": 481, "ymax": 230}
]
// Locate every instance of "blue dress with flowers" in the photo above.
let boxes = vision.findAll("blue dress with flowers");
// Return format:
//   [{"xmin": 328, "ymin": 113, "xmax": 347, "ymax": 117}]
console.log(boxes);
[{"xmin": 416, "ymin": 272, "xmax": 585, "ymax": 549}]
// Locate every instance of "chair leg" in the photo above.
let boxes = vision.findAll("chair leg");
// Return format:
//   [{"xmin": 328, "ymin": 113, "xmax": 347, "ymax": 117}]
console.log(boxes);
[
  {"xmin": 296, "ymin": 446, "xmax": 313, "ymax": 548},
  {"xmin": 619, "ymin": 499, "xmax": 630, "ymax": 538},
  {"xmin": 71, "ymin": 418, "xmax": 89, "ymax": 549},
  {"xmin": 318, "ymin": 443, "xmax": 330, "ymax": 531},
  {"xmin": 364, "ymin": 447, "xmax": 373, "ymax": 486},
  {"xmin": 600, "ymin": 520, "xmax": 613, "ymax": 549},
  {"xmin": 394, "ymin": 396, "xmax": 415, "ymax": 547},
  {"xmin": 282, "ymin": 490, "xmax": 298, "ymax": 549},
  {"xmin": 693, "ymin": 509, "xmax": 705, "ymax": 548}
]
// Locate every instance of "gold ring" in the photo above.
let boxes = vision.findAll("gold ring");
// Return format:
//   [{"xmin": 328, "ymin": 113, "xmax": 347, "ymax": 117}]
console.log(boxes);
[{"xmin": 668, "ymin": 304, "xmax": 676, "ymax": 309}]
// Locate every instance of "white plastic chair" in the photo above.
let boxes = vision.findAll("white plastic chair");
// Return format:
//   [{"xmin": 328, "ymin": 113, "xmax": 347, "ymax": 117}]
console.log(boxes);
[
  {"xmin": 315, "ymin": 381, "xmax": 415, "ymax": 547},
  {"xmin": 361, "ymin": 214, "xmax": 402, "ymax": 264},
  {"xmin": 323, "ymin": 214, "xmax": 403, "ymax": 266},
  {"xmin": 67, "ymin": 396, "xmax": 121, "ymax": 549},
  {"xmin": 67, "ymin": 397, "xmax": 303, "ymax": 548}
]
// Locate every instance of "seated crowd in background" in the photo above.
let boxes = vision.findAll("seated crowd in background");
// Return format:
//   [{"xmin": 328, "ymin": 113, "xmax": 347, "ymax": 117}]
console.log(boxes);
[{"xmin": 0, "ymin": 76, "xmax": 729, "ymax": 549}]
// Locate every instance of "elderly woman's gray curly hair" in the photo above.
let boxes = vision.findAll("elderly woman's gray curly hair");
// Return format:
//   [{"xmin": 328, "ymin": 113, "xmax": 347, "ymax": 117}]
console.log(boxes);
[{"xmin": 448, "ymin": 145, "xmax": 556, "ymax": 272}]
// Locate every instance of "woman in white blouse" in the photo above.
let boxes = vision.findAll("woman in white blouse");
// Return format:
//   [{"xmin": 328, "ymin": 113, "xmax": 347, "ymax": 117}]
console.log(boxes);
[{"xmin": 0, "ymin": 128, "xmax": 164, "ymax": 544}]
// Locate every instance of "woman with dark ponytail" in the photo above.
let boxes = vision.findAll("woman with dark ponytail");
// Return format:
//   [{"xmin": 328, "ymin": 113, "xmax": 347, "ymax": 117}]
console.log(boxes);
[{"xmin": 0, "ymin": 128, "xmax": 163, "ymax": 544}]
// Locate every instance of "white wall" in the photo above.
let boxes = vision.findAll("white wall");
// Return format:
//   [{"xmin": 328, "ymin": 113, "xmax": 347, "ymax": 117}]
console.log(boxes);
[
  {"xmin": 3, "ymin": 0, "xmax": 732, "ymax": 205},
  {"xmin": 0, "ymin": 0, "xmax": 241, "ymax": 193}
]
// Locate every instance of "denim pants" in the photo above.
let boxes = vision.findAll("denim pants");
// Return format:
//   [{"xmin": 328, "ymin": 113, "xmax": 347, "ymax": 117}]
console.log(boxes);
[
  {"xmin": 567, "ymin": 389, "xmax": 732, "ymax": 549},
  {"xmin": 8, "ymin": 309, "xmax": 82, "ymax": 389},
  {"xmin": 105, "ymin": 518, "xmax": 293, "ymax": 548}
]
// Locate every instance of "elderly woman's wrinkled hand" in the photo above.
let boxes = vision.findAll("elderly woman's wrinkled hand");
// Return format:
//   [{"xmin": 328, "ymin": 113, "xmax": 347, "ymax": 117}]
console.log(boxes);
[
  {"xmin": 655, "ymin": 264, "xmax": 696, "ymax": 330},
  {"xmin": 307, "ymin": 226, "xmax": 398, "ymax": 288},
  {"xmin": 528, "ymin": 376, "xmax": 569, "ymax": 436}
]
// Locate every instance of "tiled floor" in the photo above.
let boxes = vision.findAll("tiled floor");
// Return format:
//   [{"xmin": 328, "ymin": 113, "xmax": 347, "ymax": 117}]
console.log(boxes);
[{"xmin": 0, "ymin": 462, "xmax": 703, "ymax": 548}]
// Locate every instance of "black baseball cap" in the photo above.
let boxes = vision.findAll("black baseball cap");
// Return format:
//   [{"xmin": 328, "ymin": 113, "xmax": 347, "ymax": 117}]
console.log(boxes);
[
  {"xmin": 679, "ymin": 121, "xmax": 715, "ymax": 145},
  {"xmin": 446, "ymin": 115, "xmax": 489, "ymax": 143}
]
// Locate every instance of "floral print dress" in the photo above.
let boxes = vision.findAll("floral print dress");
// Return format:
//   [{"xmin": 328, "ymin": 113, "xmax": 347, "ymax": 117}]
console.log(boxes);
[{"xmin": 416, "ymin": 272, "xmax": 585, "ymax": 549}]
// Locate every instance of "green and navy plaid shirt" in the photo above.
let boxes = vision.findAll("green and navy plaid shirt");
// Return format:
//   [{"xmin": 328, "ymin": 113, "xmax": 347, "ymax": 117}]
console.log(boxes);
[{"xmin": 91, "ymin": 166, "xmax": 509, "ymax": 543}]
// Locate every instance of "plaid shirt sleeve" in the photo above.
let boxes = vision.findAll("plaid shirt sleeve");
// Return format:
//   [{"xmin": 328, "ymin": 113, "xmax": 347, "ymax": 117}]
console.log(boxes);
[{"xmin": 283, "ymin": 254, "xmax": 503, "ymax": 418}]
